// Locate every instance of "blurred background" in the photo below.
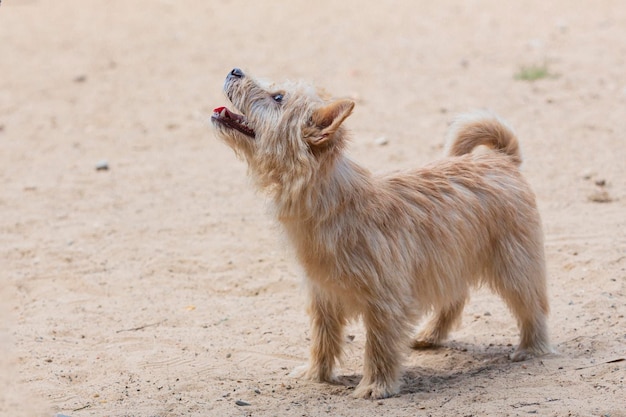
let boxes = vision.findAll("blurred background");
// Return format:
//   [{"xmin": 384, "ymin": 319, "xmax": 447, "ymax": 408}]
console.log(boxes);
[{"xmin": 1, "ymin": 1, "xmax": 625, "ymax": 416}]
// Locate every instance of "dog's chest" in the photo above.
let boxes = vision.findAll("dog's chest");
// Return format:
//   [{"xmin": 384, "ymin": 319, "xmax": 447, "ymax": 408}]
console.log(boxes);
[{"xmin": 283, "ymin": 218, "xmax": 375, "ymax": 288}]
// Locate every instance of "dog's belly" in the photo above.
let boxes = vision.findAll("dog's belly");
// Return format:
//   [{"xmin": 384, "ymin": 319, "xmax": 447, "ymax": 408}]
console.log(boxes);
[{"xmin": 289, "ymin": 219, "xmax": 476, "ymax": 314}]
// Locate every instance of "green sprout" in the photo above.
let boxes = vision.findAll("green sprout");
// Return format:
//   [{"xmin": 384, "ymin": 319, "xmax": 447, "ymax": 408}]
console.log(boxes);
[{"xmin": 514, "ymin": 62, "xmax": 556, "ymax": 81}]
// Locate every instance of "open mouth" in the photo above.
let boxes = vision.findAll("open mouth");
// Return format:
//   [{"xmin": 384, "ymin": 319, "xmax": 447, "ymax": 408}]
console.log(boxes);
[{"xmin": 211, "ymin": 106, "xmax": 255, "ymax": 138}]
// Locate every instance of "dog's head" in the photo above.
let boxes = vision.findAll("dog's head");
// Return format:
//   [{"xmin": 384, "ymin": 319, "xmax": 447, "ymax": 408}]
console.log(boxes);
[{"xmin": 212, "ymin": 68, "xmax": 354, "ymax": 190}]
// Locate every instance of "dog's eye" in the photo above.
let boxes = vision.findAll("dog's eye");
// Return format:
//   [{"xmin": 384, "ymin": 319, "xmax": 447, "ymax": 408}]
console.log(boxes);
[{"xmin": 272, "ymin": 93, "xmax": 284, "ymax": 103}]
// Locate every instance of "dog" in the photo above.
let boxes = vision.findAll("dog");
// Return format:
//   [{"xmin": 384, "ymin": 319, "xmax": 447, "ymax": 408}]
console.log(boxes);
[{"xmin": 211, "ymin": 68, "xmax": 551, "ymax": 399}]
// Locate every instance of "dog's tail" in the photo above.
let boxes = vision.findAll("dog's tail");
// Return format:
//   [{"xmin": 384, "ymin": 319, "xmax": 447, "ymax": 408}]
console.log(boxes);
[{"xmin": 445, "ymin": 111, "xmax": 522, "ymax": 166}]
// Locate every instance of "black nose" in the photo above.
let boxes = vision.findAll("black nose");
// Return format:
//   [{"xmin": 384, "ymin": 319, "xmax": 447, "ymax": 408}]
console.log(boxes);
[{"xmin": 230, "ymin": 68, "xmax": 244, "ymax": 78}]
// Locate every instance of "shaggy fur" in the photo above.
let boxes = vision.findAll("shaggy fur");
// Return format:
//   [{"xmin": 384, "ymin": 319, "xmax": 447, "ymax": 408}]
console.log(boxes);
[{"xmin": 211, "ymin": 68, "xmax": 551, "ymax": 399}]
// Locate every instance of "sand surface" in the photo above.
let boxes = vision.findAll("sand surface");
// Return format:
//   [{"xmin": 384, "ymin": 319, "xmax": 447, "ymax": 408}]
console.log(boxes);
[{"xmin": 1, "ymin": 1, "xmax": 625, "ymax": 416}]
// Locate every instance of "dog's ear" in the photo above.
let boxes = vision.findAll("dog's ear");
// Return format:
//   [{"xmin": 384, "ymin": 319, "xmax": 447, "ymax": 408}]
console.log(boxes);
[{"xmin": 307, "ymin": 99, "xmax": 355, "ymax": 146}]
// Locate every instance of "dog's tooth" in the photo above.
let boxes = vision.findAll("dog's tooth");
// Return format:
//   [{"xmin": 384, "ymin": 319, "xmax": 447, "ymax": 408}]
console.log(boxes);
[{"xmin": 220, "ymin": 108, "xmax": 227, "ymax": 117}]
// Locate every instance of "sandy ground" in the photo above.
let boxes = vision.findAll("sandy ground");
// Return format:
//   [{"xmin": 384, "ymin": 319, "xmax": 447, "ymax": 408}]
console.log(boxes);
[{"xmin": 1, "ymin": 1, "xmax": 625, "ymax": 416}]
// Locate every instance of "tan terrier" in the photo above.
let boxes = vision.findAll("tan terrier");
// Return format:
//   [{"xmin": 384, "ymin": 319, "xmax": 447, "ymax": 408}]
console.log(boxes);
[{"xmin": 211, "ymin": 68, "xmax": 551, "ymax": 399}]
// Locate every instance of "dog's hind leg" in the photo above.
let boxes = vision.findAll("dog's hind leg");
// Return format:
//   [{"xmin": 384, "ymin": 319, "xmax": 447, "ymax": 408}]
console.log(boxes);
[
  {"xmin": 411, "ymin": 297, "xmax": 467, "ymax": 349},
  {"xmin": 489, "ymin": 240, "xmax": 552, "ymax": 361}
]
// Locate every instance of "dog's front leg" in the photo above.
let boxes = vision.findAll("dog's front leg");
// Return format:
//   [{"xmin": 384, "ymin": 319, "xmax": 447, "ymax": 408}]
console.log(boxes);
[
  {"xmin": 354, "ymin": 308, "xmax": 404, "ymax": 399},
  {"xmin": 291, "ymin": 287, "xmax": 345, "ymax": 383}
]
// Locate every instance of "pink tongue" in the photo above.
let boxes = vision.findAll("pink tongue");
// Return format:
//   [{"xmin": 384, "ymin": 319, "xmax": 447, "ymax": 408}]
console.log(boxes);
[{"xmin": 214, "ymin": 106, "xmax": 226, "ymax": 113}]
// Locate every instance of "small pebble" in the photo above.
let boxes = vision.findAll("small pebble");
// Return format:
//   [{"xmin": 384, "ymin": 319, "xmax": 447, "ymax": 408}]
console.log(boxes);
[
  {"xmin": 95, "ymin": 160, "xmax": 109, "ymax": 171},
  {"xmin": 581, "ymin": 169, "xmax": 595, "ymax": 180},
  {"xmin": 588, "ymin": 190, "xmax": 612, "ymax": 203},
  {"xmin": 374, "ymin": 137, "xmax": 388, "ymax": 146},
  {"xmin": 235, "ymin": 400, "xmax": 251, "ymax": 406},
  {"xmin": 555, "ymin": 19, "xmax": 569, "ymax": 33},
  {"xmin": 594, "ymin": 179, "xmax": 606, "ymax": 187}
]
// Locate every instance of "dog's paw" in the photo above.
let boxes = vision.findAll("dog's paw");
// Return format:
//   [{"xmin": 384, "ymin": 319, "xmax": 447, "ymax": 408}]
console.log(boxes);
[
  {"xmin": 509, "ymin": 348, "xmax": 534, "ymax": 362},
  {"xmin": 352, "ymin": 380, "xmax": 399, "ymax": 399},
  {"xmin": 510, "ymin": 345, "xmax": 554, "ymax": 362},
  {"xmin": 289, "ymin": 364, "xmax": 338, "ymax": 384},
  {"xmin": 411, "ymin": 328, "xmax": 446, "ymax": 350},
  {"xmin": 289, "ymin": 364, "xmax": 309, "ymax": 379}
]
